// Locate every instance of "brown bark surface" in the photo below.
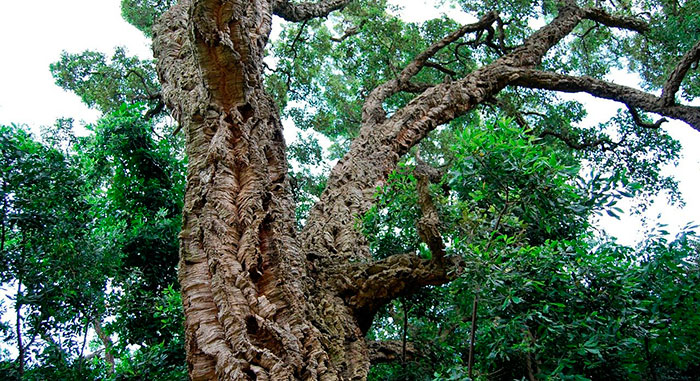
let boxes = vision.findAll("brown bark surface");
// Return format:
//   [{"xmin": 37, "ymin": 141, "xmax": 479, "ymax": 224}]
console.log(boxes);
[{"xmin": 152, "ymin": 1, "xmax": 700, "ymax": 379}]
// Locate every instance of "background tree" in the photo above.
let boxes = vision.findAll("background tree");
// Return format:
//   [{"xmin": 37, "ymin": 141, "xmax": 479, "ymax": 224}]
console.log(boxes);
[
  {"xmin": 0, "ymin": 123, "xmax": 107, "ymax": 379},
  {"xmin": 1, "ymin": 30, "xmax": 187, "ymax": 380}
]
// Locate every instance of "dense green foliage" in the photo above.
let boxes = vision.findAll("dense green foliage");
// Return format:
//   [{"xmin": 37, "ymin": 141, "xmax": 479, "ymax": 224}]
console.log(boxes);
[
  {"xmin": 0, "ymin": 109, "xmax": 186, "ymax": 379},
  {"xmin": 362, "ymin": 119, "xmax": 699, "ymax": 379},
  {"xmin": 1, "ymin": 0, "xmax": 699, "ymax": 379},
  {"xmin": 120, "ymin": 0, "xmax": 178, "ymax": 37},
  {"xmin": 0, "ymin": 123, "xmax": 104, "ymax": 379}
]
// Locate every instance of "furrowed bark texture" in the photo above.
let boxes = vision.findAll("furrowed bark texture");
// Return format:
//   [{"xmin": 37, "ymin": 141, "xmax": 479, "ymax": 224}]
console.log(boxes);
[
  {"xmin": 153, "ymin": 0, "xmax": 389, "ymax": 379},
  {"xmin": 153, "ymin": 0, "xmax": 698, "ymax": 379},
  {"xmin": 154, "ymin": 1, "xmax": 335, "ymax": 379}
]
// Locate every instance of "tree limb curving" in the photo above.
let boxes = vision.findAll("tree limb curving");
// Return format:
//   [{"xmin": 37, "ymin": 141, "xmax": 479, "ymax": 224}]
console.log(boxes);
[
  {"xmin": 661, "ymin": 40, "xmax": 700, "ymax": 106},
  {"xmin": 273, "ymin": 0, "xmax": 354, "ymax": 22},
  {"xmin": 627, "ymin": 105, "xmax": 667, "ymax": 129},
  {"xmin": 511, "ymin": 69, "xmax": 700, "ymax": 131},
  {"xmin": 582, "ymin": 7, "xmax": 649, "ymax": 33}
]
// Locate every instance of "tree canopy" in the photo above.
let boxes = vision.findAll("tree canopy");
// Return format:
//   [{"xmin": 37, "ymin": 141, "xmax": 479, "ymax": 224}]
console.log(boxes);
[{"xmin": 1, "ymin": 0, "xmax": 699, "ymax": 380}]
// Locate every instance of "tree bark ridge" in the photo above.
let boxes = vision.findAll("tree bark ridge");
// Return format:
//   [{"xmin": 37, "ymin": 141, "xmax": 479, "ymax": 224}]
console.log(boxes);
[{"xmin": 155, "ymin": 0, "xmax": 339, "ymax": 378}]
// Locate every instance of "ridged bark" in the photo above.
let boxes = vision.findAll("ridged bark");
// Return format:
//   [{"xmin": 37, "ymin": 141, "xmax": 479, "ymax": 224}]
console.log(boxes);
[{"xmin": 154, "ymin": 1, "xmax": 371, "ymax": 379}]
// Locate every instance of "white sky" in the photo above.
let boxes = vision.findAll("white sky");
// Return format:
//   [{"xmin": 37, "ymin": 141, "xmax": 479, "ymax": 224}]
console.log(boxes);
[
  {"xmin": 0, "ymin": 0, "xmax": 152, "ymax": 129},
  {"xmin": 0, "ymin": 0, "xmax": 697, "ymax": 247}
]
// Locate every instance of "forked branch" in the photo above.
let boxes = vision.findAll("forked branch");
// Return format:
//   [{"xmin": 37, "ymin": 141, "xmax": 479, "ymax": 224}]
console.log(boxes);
[{"xmin": 361, "ymin": 11, "xmax": 498, "ymax": 123}]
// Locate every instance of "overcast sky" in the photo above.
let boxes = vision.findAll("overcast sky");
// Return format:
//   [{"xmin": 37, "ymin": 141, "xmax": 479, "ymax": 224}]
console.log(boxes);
[
  {"xmin": 0, "ymin": 0, "xmax": 697, "ymax": 245},
  {"xmin": 0, "ymin": 0, "xmax": 151, "ymax": 129}
]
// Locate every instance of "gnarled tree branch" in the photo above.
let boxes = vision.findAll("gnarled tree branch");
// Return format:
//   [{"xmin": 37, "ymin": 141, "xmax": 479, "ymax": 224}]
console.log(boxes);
[
  {"xmin": 332, "ymin": 254, "xmax": 462, "ymax": 332},
  {"xmin": 582, "ymin": 7, "xmax": 649, "ymax": 33},
  {"xmin": 415, "ymin": 161, "xmax": 446, "ymax": 261},
  {"xmin": 627, "ymin": 105, "xmax": 667, "ymax": 129},
  {"xmin": 511, "ymin": 69, "xmax": 700, "ymax": 131},
  {"xmin": 145, "ymin": 98, "xmax": 166, "ymax": 120},
  {"xmin": 661, "ymin": 40, "xmax": 700, "ymax": 106},
  {"xmin": 273, "ymin": 0, "xmax": 353, "ymax": 22}
]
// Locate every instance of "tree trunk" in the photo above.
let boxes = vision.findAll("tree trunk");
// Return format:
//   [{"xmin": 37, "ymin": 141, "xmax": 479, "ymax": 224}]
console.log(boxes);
[
  {"xmin": 153, "ymin": 1, "xmax": 375, "ymax": 379},
  {"xmin": 93, "ymin": 318, "xmax": 115, "ymax": 374},
  {"xmin": 152, "ymin": 1, "xmax": 700, "ymax": 379},
  {"xmin": 15, "ymin": 280, "xmax": 24, "ymax": 376},
  {"xmin": 153, "ymin": 0, "xmax": 453, "ymax": 378}
]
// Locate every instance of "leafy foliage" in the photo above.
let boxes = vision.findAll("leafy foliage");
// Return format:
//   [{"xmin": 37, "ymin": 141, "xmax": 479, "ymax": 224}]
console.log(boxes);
[
  {"xmin": 50, "ymin": 48, "xmax": 160, "ymax": 115},
  {"xmin": 120, "ymin": 0, "xmax": 177, "ymax": 37},
  {"xmin": 0, "ymin": 123, "xmax": 109, "ymax": 379},
  {"xmin": 76, "ymin": 103, "xmax": 185, "ymax": 347},
  {"xmin": 363, "ymin": 119, "xmax": 698, "ymax": 380}
]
